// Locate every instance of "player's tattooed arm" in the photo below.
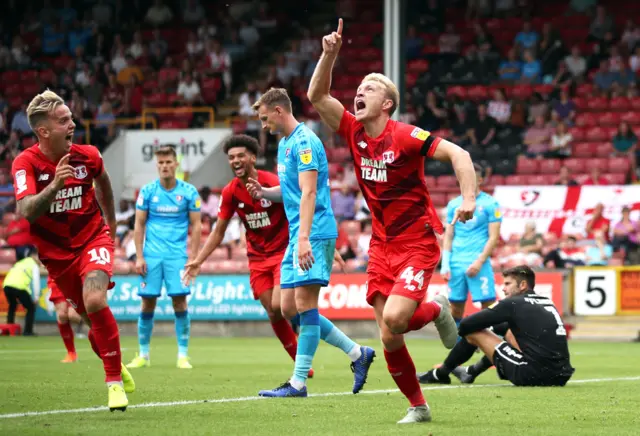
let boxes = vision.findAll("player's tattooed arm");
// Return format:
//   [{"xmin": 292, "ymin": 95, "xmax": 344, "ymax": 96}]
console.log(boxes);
[
  {"xmin": 95, "ymin": 170, "xmax": 117, "ymax": 234},
  {"xmin": 16, "ymin": 183, "xmax": 61, "ymax": 223}
]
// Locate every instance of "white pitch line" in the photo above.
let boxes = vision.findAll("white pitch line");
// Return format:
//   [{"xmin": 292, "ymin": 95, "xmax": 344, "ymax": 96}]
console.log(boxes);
[
  {"xmin": 1, "ymin": 376, "xmax": 639, "ymax": 420},
  {"xmin": 0, "ymin": 348, "xmax": 128, "ymax": 355}
]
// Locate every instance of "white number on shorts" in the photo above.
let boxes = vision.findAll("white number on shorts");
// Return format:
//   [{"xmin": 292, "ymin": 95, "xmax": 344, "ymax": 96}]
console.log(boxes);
[
  {"xmin": 400, "ymin": 266, "xmax": 425, "ymax": 291},
  {"xmin": 88, "ymin": 247, "xmax": 111, "ymax": 266},
  {"xmin": 544, "ymin": 306, "xmax": 567, "ymax": 336},
  {"xmin": 480, "ymin": 276, "xmax": 489, "ymax": 292}
]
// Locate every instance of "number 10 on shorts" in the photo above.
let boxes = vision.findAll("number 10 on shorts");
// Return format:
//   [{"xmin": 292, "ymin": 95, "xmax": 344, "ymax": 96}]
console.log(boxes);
[
  {"xmin": 401, "ymin": 266, "xmax": 425, "ymax": 291},
  {"xmin": 88, "ymin": 247, "xmax": 111, "ymax": 266}
]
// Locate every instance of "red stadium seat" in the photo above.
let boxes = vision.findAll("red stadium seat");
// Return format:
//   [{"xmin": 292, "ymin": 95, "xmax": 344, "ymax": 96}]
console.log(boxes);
[
  {"xmin": 576, "ymin": 83, "xmax": 594, "ymax": 97},
  {"xmin": 595, "ymin": 142, "xmax": 613, "ymax": 157},
  {"xmin": 467, "ymin": 85, "xmax": 489, "ymax": 101},
  {"xmin": 607, "ymin": 157, "xmax": 631, "ymax": 174},
  {"xmin": 1, "ymin": 70, "xmax": 20, "ymax": 83},
  {"xmin": 538, "ymin": 159, "xmax": 562, "ymax": 174},
  {"xmin": 505, "ymin": 175, "xmax": 527, "ymax": 185},
  {"xmin": 430, "ymin": 192, "xmax": 447, "ymax": 208},
  {"xmin": 447, "ymin": 86, "xmax": 467, "ymax": 99},
  {"xmin": 604, "ymin": 173, "xmax": 626, "ymax": 184},
  {"xmin": 575, "ymin": 113, "xmax": 597, "ymax": 127},
  {"xmin": 630, "ymin": 97, "xmax": 640, "ymax": 110},
  {"xmin": 424, "ymin": 175, "xmax": 436, "ymax": 186},
  {"xmin": 437, "ymin": 175, "xmax": 458, "ymax": 188},
  {"xmin": 516, "ymin": 158, "xmax": 539, "ymax": 174},
  {"xmin": 621, "ymin": 111, "xmax": 640, "ymax": 125},
  {"xmin": 568, "ymin": 127, "xmax": 587, "ymax": 142},
  {"xmin": 510, "ymin": 85, "xmax": 533, "ymax": 100},
  {"xmin": 586, "ymin": 97, "xmax": 608, "ymax": 111},
  {"xmin": 0, "ymin": 250, "xmax": 16, "ymax": 263},
  {"xmin": 487, "ymin": 174, "xmax": 505, "ymax": 186},
  {"xmin": 526, "ymin": 174, "xmax": 551, "ymax": 185},
  {"xmin": 585, "ymin": 127, "xmax": 608, "ymax": 142},
  {"xmin": 585, "ymin": 158, "xmax": 609, "ymax": 171},
  {"xmin": 562, "ymin": 158, "xmax": 586, "ymax": 174},
  {"xmin": 572, "ymin": 97, "xmax": 588, "ymax": 111},
  {"xmin": 598, "ymin": 112, "xmax": 621, "ymax": 126},
  {"xmin": 609, "ymin": 97, "xmax": 631, "ymax": 111}
]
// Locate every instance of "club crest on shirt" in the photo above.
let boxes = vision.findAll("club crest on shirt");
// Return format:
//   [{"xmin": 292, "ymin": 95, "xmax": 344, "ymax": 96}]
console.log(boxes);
[
  {"xmin": 74, "ymin": 165, "xmax": 87, "ymax": 179},
  {"xmin": 382, "ymin": 151, "xmax": 395, "ymax": 164},
  {"xmin": 176, "ymin": 195, "xmax": 183, "ymax": 202},
  {"xmin": 260, "ymin": 198, "xmax": 272, "ymax": 208}
]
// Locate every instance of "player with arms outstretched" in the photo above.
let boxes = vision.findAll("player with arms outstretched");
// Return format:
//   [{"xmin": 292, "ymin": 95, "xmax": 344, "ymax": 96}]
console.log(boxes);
[
  {"xmin": 48, "ymin": 277, "xmax": 83, "ymax": 362},
  {"xmin": 243, "ymin": 89, "xmax": 375, "ymax": 397},
  {"xmin": 11, "ymin": 90, "xmax": 134, "ymax": 411},
  {"xmin": 127, "ymin": 145, "xmax": 201, "ymax": 369},
  {"xmin": 307, "ymin": 20, "xmax": 477, "ymax": 423},
  {"xmin": 418, "ymin": 163, "xmax": 502, "ymax": 383}
]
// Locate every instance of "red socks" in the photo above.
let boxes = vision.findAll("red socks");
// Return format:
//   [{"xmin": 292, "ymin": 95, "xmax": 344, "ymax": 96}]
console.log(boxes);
[
  {"xmin": 384, "ymin": 345, "xmax": 426, "ymax": 407},
  {"xmin": 404, "ymin": 301, "xmax": 441, "ymax": 333},
  {"xmin": 271, "ymin": 318, "xmax": 298, "ymax": 361},
  {"xmin": 87, "ymin": 307, "xmax": 122, "ymax": 383},
  {"xmin": 57, "ymin": 322, "xmax": 76, "ymax": 354}
]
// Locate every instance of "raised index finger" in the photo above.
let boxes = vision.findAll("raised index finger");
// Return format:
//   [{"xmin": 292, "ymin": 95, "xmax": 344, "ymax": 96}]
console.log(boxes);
[
  {"xmin": 337, "ymin": 18, "xmax": 343, "ymax": 35},
  {"xmin": 58, "ymin": 154, "xmax": 71, "ymax": 165}
]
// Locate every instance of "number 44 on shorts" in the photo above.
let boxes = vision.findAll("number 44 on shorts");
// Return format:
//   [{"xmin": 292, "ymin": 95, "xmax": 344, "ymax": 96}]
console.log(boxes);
[
  {"xmin": 88, "ymin": 247, "xmax": 111, "ymax": 266},
  {"xmin": 400, "ymin": 266, "xmax": 425, "ymax": 291}
]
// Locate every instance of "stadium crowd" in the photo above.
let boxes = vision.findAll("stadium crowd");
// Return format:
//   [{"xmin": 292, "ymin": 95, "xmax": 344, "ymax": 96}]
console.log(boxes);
[{"xmin": 1, "ymin": 0, "xmax": 640, "ymax": 274}]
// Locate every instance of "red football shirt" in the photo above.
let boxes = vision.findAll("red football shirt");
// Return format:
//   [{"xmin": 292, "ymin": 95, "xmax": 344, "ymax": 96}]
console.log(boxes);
[
  {"xmin": 337, "ymin": 109, "xmax": 444, "ymax": 243},
  {"xmin": 218, "ymin": 170, "xmax": 289, "ymax": 260},
  {"xmin": 11, "ymin": 143, "xmax": 109, "ymax": 263}
]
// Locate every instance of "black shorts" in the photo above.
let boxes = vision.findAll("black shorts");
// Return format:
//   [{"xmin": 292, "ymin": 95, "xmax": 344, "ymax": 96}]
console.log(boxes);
[{"xmin": 492, "ymin": 342, "xmax": 572, "ymax": 387}]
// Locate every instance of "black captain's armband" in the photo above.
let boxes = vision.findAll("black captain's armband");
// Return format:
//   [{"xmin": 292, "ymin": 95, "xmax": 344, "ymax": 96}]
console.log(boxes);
[{"xmin": 420, "ymin": 135, "xmax": 439, "ymax": 156}]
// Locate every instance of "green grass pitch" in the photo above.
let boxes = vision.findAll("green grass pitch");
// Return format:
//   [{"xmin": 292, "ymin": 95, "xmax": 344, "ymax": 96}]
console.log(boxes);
[{"xmin": 1, "ymin": 336, "xmax": 639, "ymax": 435}]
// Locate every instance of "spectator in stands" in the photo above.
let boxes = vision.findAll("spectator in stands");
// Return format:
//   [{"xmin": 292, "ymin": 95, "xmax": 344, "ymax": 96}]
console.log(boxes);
[
  {"xmin": 0, "ymin": 131, "xmax": 21, "ymax": 163},
  {"xmin": 197, "ymin": 18, "xmax": 217, "ymax": 40},
  {"xmin": 524, "ymin": 115, "xmax": 552, "ymax": 158},
  {"xmin": 499, "ymin": 48, "xmax": 522, "ymax": 82},
  {"xmin": 544, "ymin": 235, "xmax": 586, "ymax": 268},
  {"xmin": 354, "ymin": 191, "xmax": 370, "ymax": 222},
  {"xmin": 186, "ymin": 31, "xmax": 204, "ymax": 58},
  {"xmin": 593, "ymin": 60, "xmax": 615, "ymax": 91},
  {"xmin": 199, "ymin": 187, "xmax": 220, "ymax": 221},
  {"xmin": 331, "ymin": 184, "xmax": 356, "ymax": 224},
  {"xmin": 94, "ymin": 100, "xmax": 116, "ymax": 148},
  {"xmin": 568, "ymin": 0, "xmax": 596, "ymax": 15},
  {"xmin": 549, "ymin": 122, "xmax": 573, "ymax": 159},
  {"xmin": 439, "ymin": 23, "xmax": 461, "ymax": 54},
  {"xmin": 589, "ymin": 5, "xmax": 614, "ymax": 43},
  {"xmin": 117, "ymin": 54, "xmax": 144, "ymax": 86},
  {"xmin": 355, "ymin": 219, "xmax": 372, "ymax": 271},
  {"xmin": 145, "ymin": 0, "xmax": 173, "ymax": 26},
  {"xmin": 183, "ymin": 0, "xmax": 205, "ymax": 24},
  {"xmin": 10, "ymin": 104, "xmax": 31, "ymax": 137},
  {"xmin": 518, "ymin": 221, "xmax": 544, "ymax": 265},
  {"xmin": 549, "ymin": 61, "xmax": 573, "ymax": 88},
  {"xmin": 565, "ymin": 45, "xmax": 587, "ymax": 81},
  {"xmin": 487, "ymin": 88, "xmax": 511, "ymax": 126},
  {"xmin": 585, "ymin": 230, "xmax": 613, "ymax": 266},
  {"xmin": 514, "ymin": 20, "xmax": 539, "ymax": 54},
  {"xmin": 612, "ymin": 121, "xmax": 638, "ymax": 173},
  {"xmin": 583, "ymin": 167, "xmax": 609, "ymax": 185},
  {"xmin": 555, "ymin": 165, "xmax": 578, "ymax": 186},
  {"xmin": 177, "ymin": 73, "xmax": 202, "ymax": 105},
  {"xmin": 586, "ymin": 203, "xmax": 611, "ymax": 241},
  {"xmin": 111, "ymin": 47, "xmax": 127, "ymax": 73},
  {"xmin": 539, "ymin": 22, "xmax": 564, "ymax": 76},
  {"xmin": 552, "ymin": 88, "xmax": 576, "ymax": 124},
  {"xmin": 207, "ymin": 39, "xmax": 232, "ymax": 97},
  {"xmin": 127, "ymin": 31, "xmax": 145, "ymax": 60},
  {"xmin": 239, "ymin": 20, "xmax": 260, "ymax": 49},
  {"xmin": 631, "ymin": 46, "xmax": 640, "ymax": 74},
  {"xmin": 0, "ymin": 172, "xmax": 14, "ymax": 214},
  {"xmin": 92, "ymin": 0, "xmax": 113, "ymax": 28},
  {"xmin": 274, "ymin": 54, "xmax": 298, "ymax": 86},
  {"xmin": 252, "ymin": 4, "xmax": 277, "ymax": 33},
  {"xmin": 238, "ymin": 82, "xmax": 266, "ymax": 149},
  {"xmin": 612, "ymin": 206, "xmax": 639, "ymax": 254},
  {"xmin": 406, "ymin": 25, "xmax": 424, "ymax": 60},
  {"xmin": 520, "ymin": 49, "xmax": 542, "ymax": 83},
  {"xmin": 468, "ymin": 103, "xmax": 496, "ymax": 147},
  {"xmin": 450, "ymin": 110, "xmax": 472, "ymax": 147},
  {"xmin": 5, "ymin": 212, "xmax": 31, "ymax": 260},
  {"xmin": 528, "ymin": 92, "xmax": 549, "ymax": 123},
  {"xmin": 115, "ymin": 199, "xmax": 134, "ymax": 244},
  {"xmin": 621, "ymin": 19, "xmax": 640, "ymax": 51},
  {"xmin": 417, "ymin": 91, "xmax": 447, "ymax": 131}
]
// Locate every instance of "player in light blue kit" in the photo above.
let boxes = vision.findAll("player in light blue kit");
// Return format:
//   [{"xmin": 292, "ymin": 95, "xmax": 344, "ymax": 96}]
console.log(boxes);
[
  {"xmin": 441, "ymin": 164, "xmax": 502, "ymax": 325},
  {"xmin": 247, "ymin": 88, "xmax": 375, "ymax": 397},
  {"xmin": 126, "ymin": 145, "xmax": 201, "ymax": 370}
]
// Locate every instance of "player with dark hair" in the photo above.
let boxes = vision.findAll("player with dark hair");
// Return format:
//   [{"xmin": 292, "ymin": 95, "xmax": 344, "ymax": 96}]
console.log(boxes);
[
  {"xmin": 418, "ymin": 265, "xmax": 574, "ymax": 387},
  {"xmin": 11, "ymin": 90, "xmax": 134, "ymax": 411},
  {"xmin": 184, "ymin": 133, "xmax": 312, "ymax": 376},
  {"xmin": 307, "ymin": 19, "xmax": 475, "ymax": 423}
]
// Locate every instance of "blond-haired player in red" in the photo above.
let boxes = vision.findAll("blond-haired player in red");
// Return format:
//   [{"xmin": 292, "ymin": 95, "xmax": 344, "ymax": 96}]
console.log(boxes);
[
  {"xmin": 307, "ymin": 19, "xmax": 477, "ymax": 424},
  {"xmin": 11, "ymin": 90, "xmax": 134, "ymax": 411},
  {"xmin": 48, "ymin": 277, "xmax": 82, "ymax": 363}
]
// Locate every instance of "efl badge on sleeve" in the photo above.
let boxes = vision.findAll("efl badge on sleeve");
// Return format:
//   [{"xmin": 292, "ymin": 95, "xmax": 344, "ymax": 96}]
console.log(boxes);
[
  {"xmin": 299, "ymin": 148, "xmax": 312, "ymax": 165},
  {"xmin": 410, "ymin": 127, "xmax": 430, "ymax": 141},
  {"xmin": 15, "ymin": 169, "xmax": 27, "ymax": 194}
]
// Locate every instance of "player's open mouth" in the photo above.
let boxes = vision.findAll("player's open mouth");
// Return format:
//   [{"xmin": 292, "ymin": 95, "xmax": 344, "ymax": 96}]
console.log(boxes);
[
  {"xmin": 234, "ymin": 165, "xmax": 244, "ymax": 175},
  {"xmin": 355, "ymin": 100, "xmax": 366, "ymax": 112},
  {"xmin": 65, "ymin": 133, "xmax": 73, "ymax": 142}
]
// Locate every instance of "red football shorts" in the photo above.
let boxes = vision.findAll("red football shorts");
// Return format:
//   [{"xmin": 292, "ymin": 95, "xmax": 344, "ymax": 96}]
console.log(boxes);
[
  {"xmin": 45, "ymin": 232, "xmax": 115, "ymax": 314},
  {"xmin": 366, "ymin": 232, "xmax": 440, "ymax": 306},
  {"xmin": 249, "ymin": 253, "xmax": 284, "ymax": 299},
  {"xmin": 47, "ymin": 277, "xmax": 66, "ymax": 305}
]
